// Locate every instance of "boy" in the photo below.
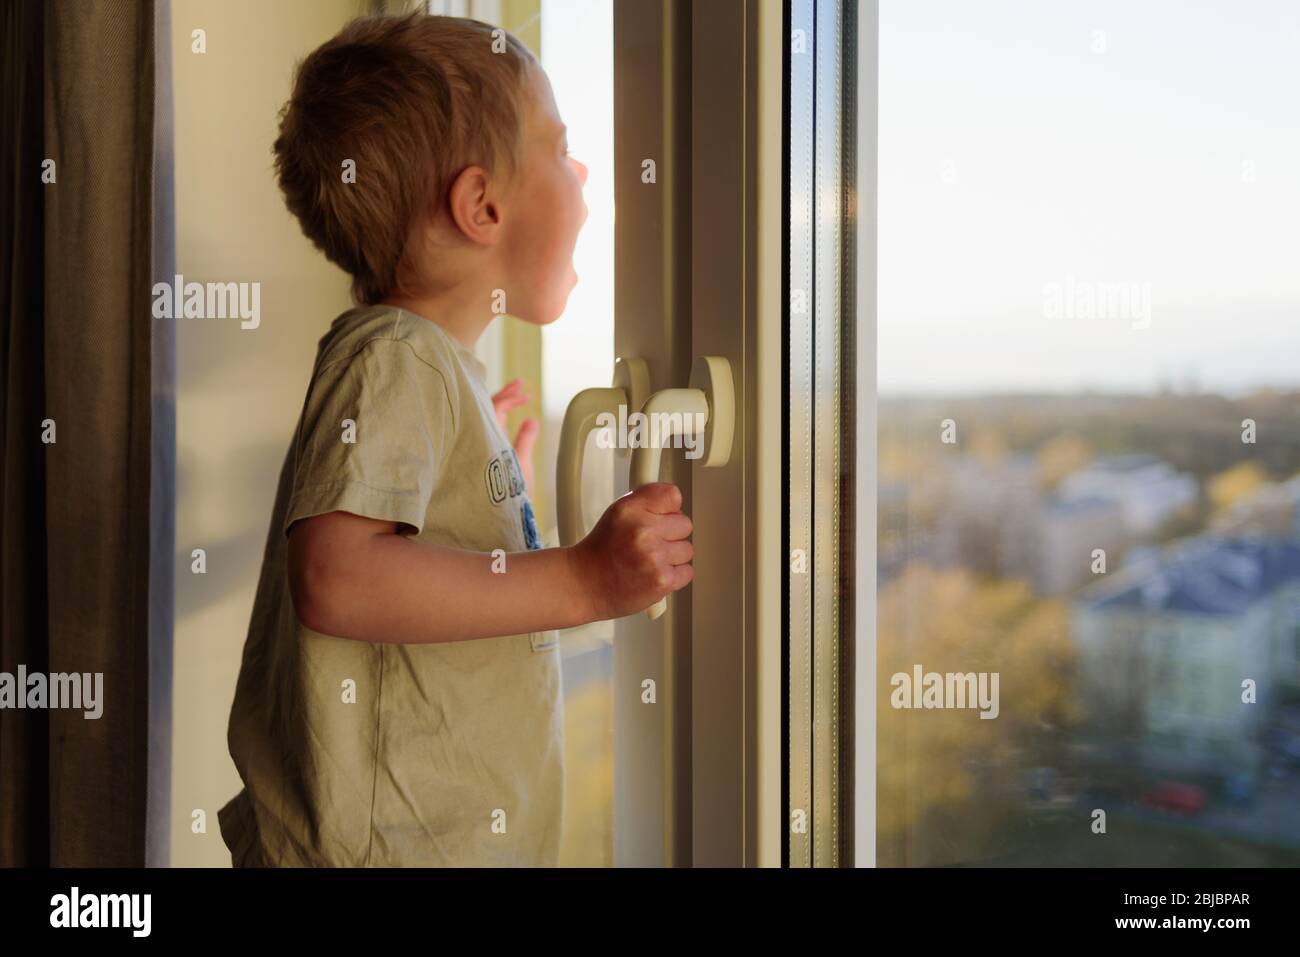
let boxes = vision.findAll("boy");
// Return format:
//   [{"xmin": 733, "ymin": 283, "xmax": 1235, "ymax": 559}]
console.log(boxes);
[{"xmin": 217, "ymin": 12, "xmax": 694, "ymax": 867}]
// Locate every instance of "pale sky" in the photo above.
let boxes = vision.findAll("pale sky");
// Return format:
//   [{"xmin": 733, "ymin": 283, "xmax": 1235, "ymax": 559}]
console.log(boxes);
[
  {"xmin": 878, "ymin": 0, "xmax": 1300, "ymax": 396},
  {"xmin": 541, "ymin": 0, "xmax": 614, "ymax": 419}
]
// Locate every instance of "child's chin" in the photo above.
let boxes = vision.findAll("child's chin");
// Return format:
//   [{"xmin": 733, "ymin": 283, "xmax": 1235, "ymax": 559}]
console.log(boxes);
[{"xmin": 522, "ymin": 300, "xmax": 567, "ymax": 327}]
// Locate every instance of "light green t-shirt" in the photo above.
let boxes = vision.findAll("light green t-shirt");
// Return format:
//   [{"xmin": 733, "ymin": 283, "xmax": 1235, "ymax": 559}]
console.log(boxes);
[{"xmin": 218, "ymin": 304, "xmax": 564, "ymax": 867}]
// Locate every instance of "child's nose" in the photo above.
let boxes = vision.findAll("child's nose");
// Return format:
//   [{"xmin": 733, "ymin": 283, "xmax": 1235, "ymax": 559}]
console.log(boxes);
[{"xmin": 573, "ymin": 157, "xmax": 589, "ymax": 187}]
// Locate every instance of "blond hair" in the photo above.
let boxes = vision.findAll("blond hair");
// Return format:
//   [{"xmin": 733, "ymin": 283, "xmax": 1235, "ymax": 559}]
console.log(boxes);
[{"xmin": 273, "ymin": 12, "xmax": 536, "ymax": 304}]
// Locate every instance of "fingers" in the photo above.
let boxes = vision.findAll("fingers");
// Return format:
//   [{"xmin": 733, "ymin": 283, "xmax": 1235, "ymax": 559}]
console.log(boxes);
[
  {"xmin": 492, "ymin": 377, "xmax": 526, "ymax": 402},
  {"xmin": 491, "ymin": 378, "xmax": 530, "ymax": 426},
  {"xmin": 631, "ymin": 481, "xmax": 683, "ymax": 515},
  {"xmin": 666, "ymin": 562, "xmax": 695, "ymax": 592},
  {"xmin": 513, "ymin": 416, "xmax": 539, "ymax": 461},
  {"xmin": 661, "ymin": 539, "xmax": 694, "ymax": 566},
  {"xmin": 654, "ymin": 511, "xmax": 693, "ymax": 542},
  {"xmin": 587, "ymin": 483, "xmax": 695, "ymax": 613}
]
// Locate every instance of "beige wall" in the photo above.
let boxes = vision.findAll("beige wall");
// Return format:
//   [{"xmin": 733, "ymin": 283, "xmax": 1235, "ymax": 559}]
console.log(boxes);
[{"xmin": 170, "ymin": 0, "xmax": 366, "ymax": 867}]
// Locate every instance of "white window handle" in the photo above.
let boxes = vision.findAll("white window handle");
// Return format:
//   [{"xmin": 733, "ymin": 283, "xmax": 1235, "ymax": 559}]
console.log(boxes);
[
  {"xmin": 630, "ymin": 356, "xmax": 735, "ymax": 619},
  {"xmin": 556, "ymin": 356, "xmax": 650, "ymax": 547}
]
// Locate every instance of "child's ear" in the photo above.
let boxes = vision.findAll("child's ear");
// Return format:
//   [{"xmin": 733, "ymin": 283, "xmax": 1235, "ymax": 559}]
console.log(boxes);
[{"xmin": 446, "ymin": 165, "xmax": 502, "ymax": 245}]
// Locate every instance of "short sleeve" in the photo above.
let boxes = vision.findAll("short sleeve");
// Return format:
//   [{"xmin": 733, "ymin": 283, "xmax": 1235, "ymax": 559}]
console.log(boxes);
[{"xmin": 283, "ymin": 338, "xmax": 455, "ymax": 538}]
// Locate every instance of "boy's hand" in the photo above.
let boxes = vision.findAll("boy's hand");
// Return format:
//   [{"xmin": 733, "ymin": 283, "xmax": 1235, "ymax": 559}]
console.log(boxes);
[
  {"xmin": 569, "ymin": 483, "xmax": 694, "ymax": 620},
  {"xmin": 491, "ymin": 378, "xmax": 538, "ymax": 496}
]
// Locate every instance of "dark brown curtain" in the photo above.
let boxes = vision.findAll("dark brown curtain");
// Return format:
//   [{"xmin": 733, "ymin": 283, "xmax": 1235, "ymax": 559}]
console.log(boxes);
[{"xmin": 0, "ymin": 0, "xmax": 172, "ymax": 867}]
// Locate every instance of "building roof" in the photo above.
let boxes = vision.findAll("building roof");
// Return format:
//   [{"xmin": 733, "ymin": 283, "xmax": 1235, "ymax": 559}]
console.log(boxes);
[
  {"xmin": 1045, "ymin": 493, "xmax": 1116, "ymax": 515},
  {"xmin": 1078, "ymin": 535, "xmax": 1300, "ymax": 615},
  {"xmin": 1082, "ymin": 452, "xmax": 1163, "ymax": 474}
]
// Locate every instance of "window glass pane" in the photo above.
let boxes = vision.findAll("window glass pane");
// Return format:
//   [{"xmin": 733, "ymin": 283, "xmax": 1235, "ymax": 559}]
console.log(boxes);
[{"xmin": 879, "ymin": 0, "xmax": 1300, "ymax": 866}]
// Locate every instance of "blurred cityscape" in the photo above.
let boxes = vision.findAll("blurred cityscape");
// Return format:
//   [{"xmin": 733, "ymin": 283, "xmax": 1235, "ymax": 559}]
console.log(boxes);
[{"xmin": 878, "ymin": 389, "xmax": 1300, "ymax": 866}]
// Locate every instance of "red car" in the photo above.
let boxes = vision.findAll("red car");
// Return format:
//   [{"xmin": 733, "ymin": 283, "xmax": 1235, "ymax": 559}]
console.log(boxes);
[{"xmin": 1140, "ymin": 782, "xmax": 1206, "ymax": 816}]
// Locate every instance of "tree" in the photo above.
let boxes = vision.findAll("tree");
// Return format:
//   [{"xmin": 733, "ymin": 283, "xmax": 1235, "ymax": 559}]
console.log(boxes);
[
  {"xmin": 1207, "ymin": 461, "xmax": 1271, "ymax": 514},
  {"xmin": 877, "ymin": 564, "xmax": 1077, "ymax": 866}
]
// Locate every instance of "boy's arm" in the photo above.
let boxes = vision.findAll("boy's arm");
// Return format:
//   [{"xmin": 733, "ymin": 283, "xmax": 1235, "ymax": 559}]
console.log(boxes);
[{"xmin": 287, "ymin": 482, "xmax": 693, "ymax": 644}]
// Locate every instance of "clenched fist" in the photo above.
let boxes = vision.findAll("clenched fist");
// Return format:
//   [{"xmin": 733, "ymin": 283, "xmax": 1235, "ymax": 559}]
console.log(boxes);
[{"xmin": 570, "ymin": 483, "xmax": 694, "ymax": 620}]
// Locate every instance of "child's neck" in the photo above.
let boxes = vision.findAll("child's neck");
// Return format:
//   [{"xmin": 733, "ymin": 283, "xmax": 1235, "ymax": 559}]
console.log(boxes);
[{"xmin": 381, "ymin": 284, "xmax": 497, "ymax": 353}]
